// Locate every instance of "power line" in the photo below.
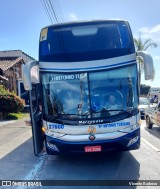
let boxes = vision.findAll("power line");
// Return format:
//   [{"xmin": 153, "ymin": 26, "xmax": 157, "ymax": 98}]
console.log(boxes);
[
  {"xmin": 41, "ymin": 0, "xmax": 53, "ymax": 24},
  {"xmin": 49, "ymin": 0, "xmax": 61, "ymax": 23},
  {"xmin": 51, "ymin": 0, "xmax": 65, "ymax": 23},
  {"xmin": 48, "ymin": 0, "xmax": 59, "ymax": 23},
  {"xmin": 40, "ymin": 0, "xmax": 65, "ymax": 54},
  {"xmin": 46, "ymin": 0, "xmax": 56, "ymax": 23},
  {"xmin": 40, "ymin": 0, "xmax": 65, "ymax": 24},
  {"xmin": 40, "ymin": 0, "xmax": 60, "ymax": 24}
]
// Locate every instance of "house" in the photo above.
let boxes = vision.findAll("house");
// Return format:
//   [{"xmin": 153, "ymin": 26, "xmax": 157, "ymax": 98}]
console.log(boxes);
[{"xmin": 0, "ymin": 50, "xmax": 35, "ymax": 94}]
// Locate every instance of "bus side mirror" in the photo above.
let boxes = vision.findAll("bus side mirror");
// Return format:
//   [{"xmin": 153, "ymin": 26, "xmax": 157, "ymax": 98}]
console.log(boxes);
[
  {"xmin": 137, "ymin": 51, "xmax": 154, "ymax": 80},
  {"xmin": 22, "ymin": 61, "xmax": 39, "ymax": 90}
]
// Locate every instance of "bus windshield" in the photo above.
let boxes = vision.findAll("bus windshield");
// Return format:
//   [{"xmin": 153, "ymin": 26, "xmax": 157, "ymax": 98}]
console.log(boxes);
[
  {"xmin": 39, "ymin": 21, "xmax": 135, "ymax": 62},
  {"xmin": 42, "ymin": 64, "xmax": 138, "ymax": 124}
]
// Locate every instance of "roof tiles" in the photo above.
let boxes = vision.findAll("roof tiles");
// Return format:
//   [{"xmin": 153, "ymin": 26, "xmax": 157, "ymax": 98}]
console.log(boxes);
[{"xmin": 0, "ymin": 57, "xmax": 24, "ymax": 72}]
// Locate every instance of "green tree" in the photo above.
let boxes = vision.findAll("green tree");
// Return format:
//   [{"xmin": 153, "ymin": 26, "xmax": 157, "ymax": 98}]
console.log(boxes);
[
  {"xmin": 134, "ymin": 33, "xmax": 158, "ymax": 51},
  {"xmin": 140, "ymin": 84, "xmax": 151, "ymax": 96},
  {"xmin": 134, "ymin": 33, "xmax": 158, "ymax": 81}
]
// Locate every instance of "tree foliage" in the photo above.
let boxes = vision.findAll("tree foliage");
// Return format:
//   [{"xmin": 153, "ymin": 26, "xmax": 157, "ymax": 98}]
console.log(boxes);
[
  {"xmin": 0, "ymin": 86, "xmax": 25, "ymax": 113},
  {"xmin": 134, "ymin": 33, "xmax": 158, "ymax": 51},
  {"xmin": 134, "ymin": 33, "xmax": 158, "ymax": 81},
  {"xmin": 140, "ymin": 84, "xmax": 151, "ymax": 96}
]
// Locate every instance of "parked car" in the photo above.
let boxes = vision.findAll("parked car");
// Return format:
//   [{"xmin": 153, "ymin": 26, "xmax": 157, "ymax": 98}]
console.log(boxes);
[
  {"xmin": 145, "ymin": 102, "xmax": 160, "ymax": 129},
  {"xmin": 139, "ymin": 97, "xmax": 150, "ymax": 119},
  {"xmin": 139, "ymin": 97, "xmax": 156, "ymax": 119}
]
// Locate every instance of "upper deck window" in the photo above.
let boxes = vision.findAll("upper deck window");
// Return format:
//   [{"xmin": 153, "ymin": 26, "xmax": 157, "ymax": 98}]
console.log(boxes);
[{"xmin": 39, "ymin": 21, "xmax": 135, "ymax": 62}]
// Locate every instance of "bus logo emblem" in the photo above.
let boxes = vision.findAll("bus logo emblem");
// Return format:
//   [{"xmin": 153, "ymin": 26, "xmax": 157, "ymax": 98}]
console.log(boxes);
[
  {"xmin": 88, "ymin": 126, "xmax": 96, "ymax": 141},
  {"xmin": 89, "ymin": 135, "xmax": 96, "ymax": 141},
  {"xmin": 88, "ymin": 126, "xmax": 96, "ymax": 134}
]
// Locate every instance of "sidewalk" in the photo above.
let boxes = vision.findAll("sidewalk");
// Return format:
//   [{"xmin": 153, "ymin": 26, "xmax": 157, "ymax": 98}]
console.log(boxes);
[
  {"xmin": 0, "ymin": 119, "xmax": 18, "ymax": 127},
  {"xmin": 0, "ymin": 115, "xmax": 30, "ymax": 127},
  {"xmin": 0, "ymin": 117, "xmax": 30, "ymax": 130},
  {"xmin": 0, "ymin": 117, "xmax": 32, "ymax": 159}
]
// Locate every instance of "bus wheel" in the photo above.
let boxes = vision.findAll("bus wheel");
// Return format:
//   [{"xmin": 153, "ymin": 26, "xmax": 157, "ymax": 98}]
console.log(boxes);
[{"xmin": 146, "ymin": 116, "xmax": 153, "ymax": 129}]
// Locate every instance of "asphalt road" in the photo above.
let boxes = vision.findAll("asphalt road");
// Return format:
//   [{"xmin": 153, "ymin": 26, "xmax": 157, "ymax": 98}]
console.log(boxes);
[{"xmin": 0, "ymin": 119, "xmax": 160, "ymax": 189}]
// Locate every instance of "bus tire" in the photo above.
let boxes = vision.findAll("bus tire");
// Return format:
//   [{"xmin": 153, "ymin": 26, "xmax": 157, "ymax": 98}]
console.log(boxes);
[{"xmin": 146, "ymin": 116, "xmax": 153, "ymax": 129}]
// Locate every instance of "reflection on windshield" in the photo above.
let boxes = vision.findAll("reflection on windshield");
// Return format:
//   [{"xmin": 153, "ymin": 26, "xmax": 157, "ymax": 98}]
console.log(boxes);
[
  {"xmin": 42, "ymin": 73, "xmax": 90, "ymax": 118},
  {"xmin": 42, "ymin": 65, "xmax": 138, "ymax": 122},
  {"xmin": 89, "ymin": 65, "xmax": 138, "ymax": 118}
]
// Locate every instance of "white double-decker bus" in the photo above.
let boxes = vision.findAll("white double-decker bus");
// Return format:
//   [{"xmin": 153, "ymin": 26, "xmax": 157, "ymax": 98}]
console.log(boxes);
[{"xmin": 23, "ymin": 20, "xmax": 154, "ymax": 155}]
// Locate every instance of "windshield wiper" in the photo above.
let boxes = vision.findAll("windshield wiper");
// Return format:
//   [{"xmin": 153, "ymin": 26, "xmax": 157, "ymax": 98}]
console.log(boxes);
[
  {"xmin": 119, "ymin": 109, "xmax": 133, "ymax": 117},
  {"xmin": 44, "ymin": 114, "xmax": 63, "ymax": 122},
  {"xmin": 44, "ymin": 113, "xmax": 89, "ymax": 121},
  {"xmin": 63, "ymin": 113, "xmax": 90, "ymax": 118},
  {"xmin": 103, "ymin": 109, "xmax": 133, "ymax": 117}
]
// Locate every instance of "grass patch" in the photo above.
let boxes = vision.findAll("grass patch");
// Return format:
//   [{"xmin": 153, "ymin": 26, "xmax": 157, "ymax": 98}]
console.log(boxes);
[{"xmin": 5, "ymin": 112, "xmax": 29, "ymax": 120}]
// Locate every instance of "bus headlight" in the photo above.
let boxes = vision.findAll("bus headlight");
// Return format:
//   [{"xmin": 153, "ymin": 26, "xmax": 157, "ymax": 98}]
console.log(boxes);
[
  {"xmin": 118, "ymin": 124, "xmax": 139, "ymax": 133},
  {"xmin": 45, "ymin": 130, "xmax": 65, "ymax": 138}
]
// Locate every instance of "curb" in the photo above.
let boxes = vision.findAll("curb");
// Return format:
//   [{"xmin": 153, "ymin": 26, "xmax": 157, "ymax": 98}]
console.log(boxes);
[
  {"xmin": 0, "ymin": 120, "xmax": 18, "ymax": 127},
  {"xmin": 0, "ymin": 117, "xmax": 29, "ymax": 127}
]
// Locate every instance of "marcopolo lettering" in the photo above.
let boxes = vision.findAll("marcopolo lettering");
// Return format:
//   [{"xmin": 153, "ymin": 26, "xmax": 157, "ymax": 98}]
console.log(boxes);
[{"xmin": 79, "ymin": 120, "xmax": 103, "ymax": 125}]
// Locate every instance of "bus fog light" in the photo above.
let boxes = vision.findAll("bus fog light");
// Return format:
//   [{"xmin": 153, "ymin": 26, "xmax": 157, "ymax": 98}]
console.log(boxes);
[
  {"xmin": 127, "ymin": 136, "xmax": 139, "ymax": 147},
  {"xmin": 47, "ymin": 142, "xmax": 59, "ymax": 152}
]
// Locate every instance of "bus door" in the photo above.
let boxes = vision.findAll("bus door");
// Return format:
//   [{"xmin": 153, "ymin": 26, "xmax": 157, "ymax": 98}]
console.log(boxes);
[{"xmin": 29, "ymin": 83, "xmax": 44, "ymax": 156}]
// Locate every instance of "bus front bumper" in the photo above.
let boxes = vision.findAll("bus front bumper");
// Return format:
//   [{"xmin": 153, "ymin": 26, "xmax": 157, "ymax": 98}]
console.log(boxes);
[{"xmin": 45, "ymin": 128, "xmax": 140, "ymax": 155}]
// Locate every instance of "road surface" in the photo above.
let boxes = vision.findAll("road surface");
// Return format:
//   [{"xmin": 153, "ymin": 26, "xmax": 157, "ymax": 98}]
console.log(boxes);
[{"xmin": 0, "ymin": 119, "xmax": 160, "ymax": 189}]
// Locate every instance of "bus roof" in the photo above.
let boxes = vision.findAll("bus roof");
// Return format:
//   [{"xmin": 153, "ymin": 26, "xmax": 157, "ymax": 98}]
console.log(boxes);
[{"xmin": 41, "ymin": 19, "xmax": 129, "ymax": 30}]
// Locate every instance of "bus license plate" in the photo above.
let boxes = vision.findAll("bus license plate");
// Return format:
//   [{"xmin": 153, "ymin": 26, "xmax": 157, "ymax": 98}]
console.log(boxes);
[{"xmin": 84, "ymin": 146, "xmax": 102, "ymax": 152}]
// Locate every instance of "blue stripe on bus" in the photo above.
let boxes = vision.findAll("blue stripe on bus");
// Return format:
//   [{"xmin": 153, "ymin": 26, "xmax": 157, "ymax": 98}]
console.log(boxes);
[{"xmin": 39, "ymin": 59, "xmax": 136, "ymax": 71}]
